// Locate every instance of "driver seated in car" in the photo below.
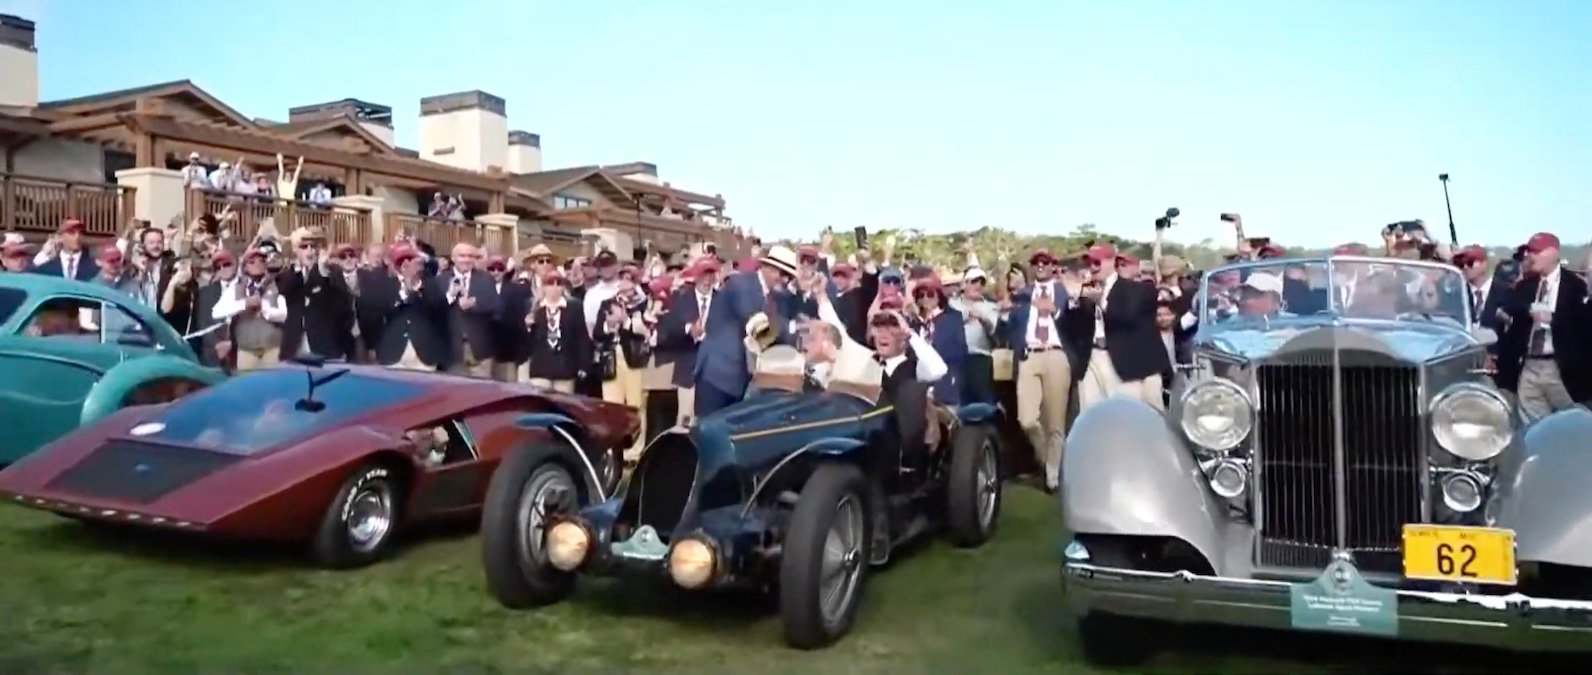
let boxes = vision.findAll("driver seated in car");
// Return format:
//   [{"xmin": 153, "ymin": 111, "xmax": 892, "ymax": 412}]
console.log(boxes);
[{"xmin": 405, "ymin": 427, "xmax": 450, "ymax": 467}]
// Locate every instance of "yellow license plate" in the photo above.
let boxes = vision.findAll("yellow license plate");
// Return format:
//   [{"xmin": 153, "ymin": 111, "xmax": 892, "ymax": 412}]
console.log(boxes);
[{"xmin": 1401, "ymin": 524, "xmax": 1517, "ymax": 586}]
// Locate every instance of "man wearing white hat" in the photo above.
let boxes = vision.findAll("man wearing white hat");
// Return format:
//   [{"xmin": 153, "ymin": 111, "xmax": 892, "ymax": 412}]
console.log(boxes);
[
  {"xmin": 181, "ymin": 152, "xmax": 209, "ymax": 189},
  {"xmin": 950, "ymin": 267, "xmax": 999, "ymax": 403},
  {"xmin": 691, "ymin": 245, "xmax": 800, "ymax": 417}
]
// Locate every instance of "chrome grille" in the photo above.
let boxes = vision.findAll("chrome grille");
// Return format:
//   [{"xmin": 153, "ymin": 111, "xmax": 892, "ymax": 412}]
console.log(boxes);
[{"xmin": 1255, "ymin": 359, "xmax": 1424, "ymax": 573}]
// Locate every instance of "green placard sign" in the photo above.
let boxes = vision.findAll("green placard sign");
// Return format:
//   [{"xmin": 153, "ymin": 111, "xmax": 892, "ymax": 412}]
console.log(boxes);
[{"xmin": 1289, "ymin": 557, "xmax": 1399, "ymax": 637}]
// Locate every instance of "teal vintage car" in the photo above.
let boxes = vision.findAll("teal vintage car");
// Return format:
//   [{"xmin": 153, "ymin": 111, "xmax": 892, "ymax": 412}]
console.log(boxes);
[{"xmin": 0, "ymin": 273, "xmax": 223, "ymax": 465}]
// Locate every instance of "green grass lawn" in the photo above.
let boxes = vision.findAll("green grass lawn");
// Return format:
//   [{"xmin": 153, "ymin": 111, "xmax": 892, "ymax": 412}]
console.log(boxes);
[{"xmin": 0, "ymin": 487, "xmax": 1542, "ymax": 673}]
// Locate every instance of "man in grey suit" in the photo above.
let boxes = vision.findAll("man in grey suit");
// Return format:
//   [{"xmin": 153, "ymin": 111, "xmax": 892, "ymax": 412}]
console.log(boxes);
[{"xmin": 433, "ymin": 242, "xmax": 501, "ymax": 377}]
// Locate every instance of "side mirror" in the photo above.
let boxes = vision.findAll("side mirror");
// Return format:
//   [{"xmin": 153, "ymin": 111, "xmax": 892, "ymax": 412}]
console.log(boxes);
[{"xmin": 1470, "ymin": 326, "xmax": 1499, "ymax": 347}]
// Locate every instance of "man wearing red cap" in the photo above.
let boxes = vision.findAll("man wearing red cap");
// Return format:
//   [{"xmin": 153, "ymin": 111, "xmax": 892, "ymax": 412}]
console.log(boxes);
[
  {"xmin": 32, "ymin": 219, "xmax": 97, "ymax": 282},
  {"xmin": 657, "ymin": 257, "xmax": 721, "ymax": 423},
  {"xmin": 212, "ymin": 247, "xmax": 289, "ymax": 371},
  {"xmin": 1452, "ymin": 245, "xmax": 1509, "ymax": 338},
  {"xmin": 192, "ymin": 248, "xmax": 241, "ymax": 368},
  {"xmin": 360, "ymin": 244, "xmax": 447, "ymax": 370},
  {"xmin": 1070, "ymin": 242, "xmax": 1169, "ymax": 413},
  {"xmin": 1501, "ymin": 232, "xmax": 1590, "ymax": 419},
  {"xmin": 485, "ymin": 254, "xmax": 531, "ymax": 382},
  {"xmin": 1003, "ymin": 248, "xmax": 1081, "ymax": 492}
]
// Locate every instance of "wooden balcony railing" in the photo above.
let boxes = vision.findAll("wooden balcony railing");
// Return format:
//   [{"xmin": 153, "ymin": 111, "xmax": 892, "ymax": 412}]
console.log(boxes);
[
  {"xmin": 1, "ymin": 173, "xmax": 134, "ymax": 236},
  {"xmin": 187, "ymin": 189, "xmax": 371, "ymax": 247},
  {"xmin": 384, "ymin": 213, "xmax": 515, "ymax": 256}
]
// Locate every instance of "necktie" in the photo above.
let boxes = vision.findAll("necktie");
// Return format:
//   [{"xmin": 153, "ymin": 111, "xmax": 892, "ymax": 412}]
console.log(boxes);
[
  {"xmin": 65, "ymin": 255, "xmax": 76, "ymax": 280},
  {"xmin": 763, "ymin": 291, "xmax": 777, "ymax": 321},
  {"xmin": 1529, "ymin": 279, "xmax": 1550, "ymax": 356},
  {"xmin": 1035, "ymin": 285, "xmax": 1050, "ymax": 343},
  {"xmin": 547, "ymin": 306, "xmax": 561, "ymax": 348},
  {"xmin": 699, "ymin": 293, "xmax": 709, "ymax": 318},
  {"xmin": 1471, "ymin": 288, "xmax": 1483, "ymax": 321}
]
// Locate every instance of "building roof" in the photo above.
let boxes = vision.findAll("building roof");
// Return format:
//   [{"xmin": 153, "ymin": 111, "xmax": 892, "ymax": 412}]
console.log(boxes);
[
  {"xmin": 40, "ymin": 79, "xmax": 258, "ymax": 130},
  {"xmin": 512, "ymin": 166, "xmax": 634, "ymax": 206}
]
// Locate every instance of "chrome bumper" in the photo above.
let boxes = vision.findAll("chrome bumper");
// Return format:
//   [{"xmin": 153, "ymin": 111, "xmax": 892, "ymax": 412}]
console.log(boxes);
[{"xmin": 1063, "ymin": 560, "xmax": 1592, "ymax": 651}]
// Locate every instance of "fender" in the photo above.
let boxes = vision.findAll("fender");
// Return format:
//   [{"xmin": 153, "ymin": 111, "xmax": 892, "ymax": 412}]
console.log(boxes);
[
  {"xmin": 514, "ymin": 412, "xmax": 608, "ymax": 502},
  {"xmin": 739, "ymin": 437, "xmax": 866, "ymax": 518},
  {"xmin": 81, "ymin": 356, "xmax": 224, "ymax": 426},
  {"xmin": 1489, "ymin": 405, "xmax": 1592, "ymax": 567},
  {"xmin": 955, "ymin": 402, "xmax": 999, "ymax": 425},
  {"xmin": 1062, "ymin": 397, "xmax": 1227, "ymax": 572}
]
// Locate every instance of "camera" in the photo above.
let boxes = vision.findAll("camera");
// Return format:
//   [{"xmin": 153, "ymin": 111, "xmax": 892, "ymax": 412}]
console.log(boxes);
[{"xmin": 1154, "ymin": 207, "xmax": 1181, "ymax": 230}]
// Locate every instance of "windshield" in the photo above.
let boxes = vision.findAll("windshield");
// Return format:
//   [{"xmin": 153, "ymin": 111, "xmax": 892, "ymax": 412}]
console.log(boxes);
[
  {"xmin": 136, "ymin": 368, "xmax": 425, "ymax": 454},
  {"xmin": 1200, "ymin": 257, "xmax": 1469, "ymax": 327}
]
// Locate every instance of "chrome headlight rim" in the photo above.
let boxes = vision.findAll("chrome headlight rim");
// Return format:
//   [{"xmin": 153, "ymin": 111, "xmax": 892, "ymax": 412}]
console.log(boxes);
[
  {"xmin": 667, "ymin": 535, "xmax": 718, "ymax": 589},
  {"xmin": 1430, "ymin": 383, "xmax": 1513, "ymax": 462},
  {"xmin": 1178, "ymin": 377, "xmax": 1255, "ymax": 452}
]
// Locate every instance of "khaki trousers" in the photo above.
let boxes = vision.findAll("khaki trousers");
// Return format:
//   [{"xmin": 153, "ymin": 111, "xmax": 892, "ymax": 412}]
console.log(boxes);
[
  {"xmin": 1079, "ymin": 348, "xmax": 1164, "ymax": 412},
  {"xmin": 491, "ymin": 360, "xmax": 521, "ymax": 383},
  {"xmin": 676, "ymin": 386, "xmax": 695, "ymax": 426},
  {"xmin": 447, "ymin": 343, "xmax": 493, "ymax": 379},
  {"xmin": 236, "ymin": 347, "xmax": 280, "ymax": 372},
  {"xmin": 1016, "ymin": 348, "xmax": 1070, "ymax": 489},
  {"xmin": 602, "ymin": 357, "xmax": 646, "ymax": 460},
  {"xmin": 1518, "ymin": 358, "xmax": 1573, "ymax": 421},
  {"xmin": 527, "ymin": 378, "xmax": 576, "ymax": 393}
]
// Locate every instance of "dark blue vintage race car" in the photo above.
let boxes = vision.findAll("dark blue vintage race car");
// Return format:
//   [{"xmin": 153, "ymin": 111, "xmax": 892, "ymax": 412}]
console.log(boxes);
[{"xmin": 478, "ymin": 374, "xmax": 1005, "ymax": 649}]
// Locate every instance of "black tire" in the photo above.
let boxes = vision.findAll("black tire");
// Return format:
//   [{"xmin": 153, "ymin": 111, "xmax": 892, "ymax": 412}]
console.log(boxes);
[
  {"xmin": 779, "ymin": 462, "xmax": 871, "ymax": 650},
  {"xmin": 945, "ymin": 424, "xmax": 1002, "ymax": 547},
  {"xmin": 311, "ymin": 462, "xmax": 402, "ymax": 569},
  {"xmin": 481, "ymin": 442, "xmax": 584, "ymax": 609}
]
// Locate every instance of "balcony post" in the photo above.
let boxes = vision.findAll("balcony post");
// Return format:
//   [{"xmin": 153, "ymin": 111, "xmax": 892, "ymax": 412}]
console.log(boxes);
[{"xmin": 114, "ymin": 167, "xmax": 184, "ymax": 229}]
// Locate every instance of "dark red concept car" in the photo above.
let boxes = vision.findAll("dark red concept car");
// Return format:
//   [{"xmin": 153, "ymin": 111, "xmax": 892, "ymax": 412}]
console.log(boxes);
[{"xmin": 0, "ymin": 359, "xmax": 639, "ymax": 568}]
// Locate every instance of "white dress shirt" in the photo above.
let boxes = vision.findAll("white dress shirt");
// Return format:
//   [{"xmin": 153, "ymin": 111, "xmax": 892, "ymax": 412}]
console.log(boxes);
[
  {"xmin": 1024, "ymin": 280, "xmax": 1063, "ymax": 349},
  {"xmin": 211, "ymin": 277, "xmax": 287, "ymax": 322},
  {"xmin": 583, "ymin": 279, "xmax": 621, "ymax": 335},
  {"xmin": 1093, "ymin": 273, "xmax": 1119, "ymax": 342},
  {"xmin": 309, "ymin": 186, "xmax": 333, "ymax": 204},
  {"xmin": 182, "ymin": 164, "xmax": 209, "ymax": 188},
  {"xmin": 688, "ymin": 290, "xmax": 714, "ymax": 342},
  {"xmin": 1531, "ymin": 265, "xmax": 1562, "ymax": 355},
  {"xmin": 951, "ymin": 296, "xmax": 998, "ymax": 355},
  {"xmin": 815, "ymin": 297, "xmax": 947, "ymax": 385}
]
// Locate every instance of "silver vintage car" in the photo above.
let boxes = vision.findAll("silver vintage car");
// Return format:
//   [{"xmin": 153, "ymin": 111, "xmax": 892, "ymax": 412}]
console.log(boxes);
[{"xmin": 1061, "ymin": 256, "xmax": 1592, "ymax": 663}]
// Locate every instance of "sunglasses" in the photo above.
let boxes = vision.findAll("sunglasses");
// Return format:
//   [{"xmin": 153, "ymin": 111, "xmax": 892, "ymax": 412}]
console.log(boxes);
[
  {"xmin": 882, "ymin": 278, "xmax": 903, "ymax": 285},
  {"xmin": 339, "ymin": 252, "xmax": 358, "ymax": 260},
  {"xmin": 913, "ymin": 291, "xmax": 934, "ymax": 299},
  {"xmin": 487, "ymin": 266, "xmax": 506, "ymax": 273},
  {"xmin": 297, "ymin": 242, "xmax": 318, "ymax": 251},
  {"xmin": 533, "ymin": 257, "xmax": 552, "ymax": 264},
  {"xmin": 215, "ymin": 261, "xmax": 235, "ymax": 269},
  {"xmin": 800, "ymin": 256, "xmax": 818, "ymax": 265}
]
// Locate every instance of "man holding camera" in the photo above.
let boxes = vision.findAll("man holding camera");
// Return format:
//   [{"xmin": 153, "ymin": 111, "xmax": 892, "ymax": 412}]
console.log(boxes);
[{"xmin": 435, "ymin": 242, "xmax": 500, "ymax": 377}]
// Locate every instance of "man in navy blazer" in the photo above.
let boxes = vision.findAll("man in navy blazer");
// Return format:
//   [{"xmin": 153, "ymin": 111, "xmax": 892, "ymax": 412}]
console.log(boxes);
[
  {"xmin": 692, "ymin": 246, "xmax": 801, "ymax": 417},
  {"xmin": 31, "ymin": 219, "xmax": 99, "ymax": 282},
  {"xmin": 1000, "ymin": 248, "xmax": 1087, "ymax": 493},
  {"xmin": 1453, "ymin": 246, "xmax": 1515, "ymax": 387},
  {"xmin": 657, "ymin": 257, "xmax": 722, "ymax": 423}
]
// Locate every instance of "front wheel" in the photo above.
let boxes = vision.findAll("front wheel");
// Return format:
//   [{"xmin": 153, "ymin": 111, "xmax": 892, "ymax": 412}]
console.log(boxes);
[
  {"xmin": 481, "ymin": 442, "xmax": 583, "ymax": 609},
  {"xmin": 311, "ymin": 463, "xmax": 402, "ymax": 569},
  {"xmin": 945, "ymin": 424, "xmax": 1002, "ymax": 547},
  {"xmin": 779, "ymin": 462, "xmax": 870, "ymax": 650}
]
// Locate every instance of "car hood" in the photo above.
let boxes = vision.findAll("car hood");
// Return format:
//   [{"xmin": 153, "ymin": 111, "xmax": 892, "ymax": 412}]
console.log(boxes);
[
  {"xmin": 0, "ymin": 423, "xmax": 393, "ymax": 534},
  {"xmin": 687, "ymin": 389, "xmax": 877, "ymax": 473}
]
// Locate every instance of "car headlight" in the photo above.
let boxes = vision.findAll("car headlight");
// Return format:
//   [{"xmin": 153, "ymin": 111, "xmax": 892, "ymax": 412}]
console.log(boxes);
[
  {"xmin": 546, "ymin": 521, "xmax": 591, "ymax": 571},
  {"xmin": 1179, "ymin": 378, "xmax": 1253, "ymax": 451},
  {"xmin": 1431, "ymin": 384, "xmax": 1512, "ymax": 461},
  {"xmin": 668, "ymin": 537, "xmax": 717, "ymax": 589}
]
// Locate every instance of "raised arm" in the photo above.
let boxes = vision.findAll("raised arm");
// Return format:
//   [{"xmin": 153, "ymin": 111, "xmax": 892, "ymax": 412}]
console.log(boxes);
[{"xmin": 907, "ymin": 328, "xmax": 948, "ymax": 383}]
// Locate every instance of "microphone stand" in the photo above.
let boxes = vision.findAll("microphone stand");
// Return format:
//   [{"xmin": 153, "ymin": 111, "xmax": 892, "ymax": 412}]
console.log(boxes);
[{"xmin": 1439, "ymin": 173, "xmax": 1457, "ymax": 245}]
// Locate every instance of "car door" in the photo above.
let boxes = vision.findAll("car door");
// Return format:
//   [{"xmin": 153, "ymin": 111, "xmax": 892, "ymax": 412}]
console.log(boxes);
[
  {"xmin": 0, "ymin": 296, "xmax": 125, "ymax": 463},
  {"xmin": 97, "ymin": 299, "xmax": 162, "ymax": 362},
  {"xmin": 406, "ymin": 417, "xmax": 494, "ymax": 518}
]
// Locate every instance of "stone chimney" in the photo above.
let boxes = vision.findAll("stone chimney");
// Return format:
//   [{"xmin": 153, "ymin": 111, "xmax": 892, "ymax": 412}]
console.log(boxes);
[
  {"xmin": 418, "ymin": 90, "xmax": 508, "ymax": 173},
  {"xmin": 0, "ymin": 14, "xmax": 38, "ymax": 111},
  {"xmin": 506, "ymin": 131, "xmax": 541, "ymax": 174},
  {"xmin": 287, "ymin": 98, "xmax": 394, "ymax": 146}
]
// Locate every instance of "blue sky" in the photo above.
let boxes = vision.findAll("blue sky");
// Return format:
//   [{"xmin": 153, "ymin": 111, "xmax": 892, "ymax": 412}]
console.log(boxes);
[{"xmin": 5, "ymin": 0, "xmax": 1588, "ymax": 248}]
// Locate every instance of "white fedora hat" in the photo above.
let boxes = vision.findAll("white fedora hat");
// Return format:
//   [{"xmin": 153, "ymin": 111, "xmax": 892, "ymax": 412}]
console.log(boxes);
[{"xmin": 759, "ymin": 245, "xmax": 800, "ymax": 277}]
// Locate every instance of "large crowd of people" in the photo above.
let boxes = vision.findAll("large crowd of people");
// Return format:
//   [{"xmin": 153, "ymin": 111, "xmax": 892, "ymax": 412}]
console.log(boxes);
[{"xmin": 2, "ymin": 213, "xmax": 1587, "ymax": 489}]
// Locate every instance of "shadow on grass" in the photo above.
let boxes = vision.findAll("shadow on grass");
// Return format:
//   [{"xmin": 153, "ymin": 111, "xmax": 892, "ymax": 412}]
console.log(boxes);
[{"xmin": 13, "ymin": 512, "xmax": 482, "ymax": 573}]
